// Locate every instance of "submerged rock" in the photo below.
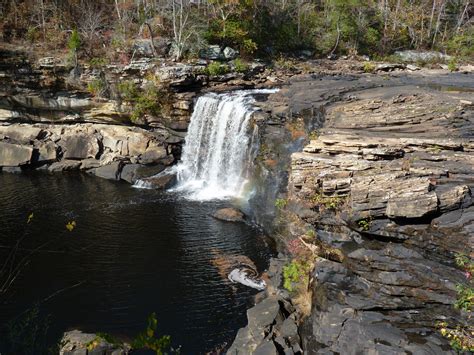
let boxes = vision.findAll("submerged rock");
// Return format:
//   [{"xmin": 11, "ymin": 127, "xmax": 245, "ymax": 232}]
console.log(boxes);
[{"xmin": 212, "ymin": 208, "xmax": 245, "ymax": 222}]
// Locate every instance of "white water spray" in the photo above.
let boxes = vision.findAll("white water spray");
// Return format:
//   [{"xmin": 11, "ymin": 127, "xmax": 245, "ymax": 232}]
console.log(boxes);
[{"xmin": 134, "ymin": 89, "xmax": 277, "ymax": 200}]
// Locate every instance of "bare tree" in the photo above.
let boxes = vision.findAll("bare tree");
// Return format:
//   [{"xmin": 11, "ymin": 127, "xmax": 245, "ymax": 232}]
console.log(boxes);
[{"xmin": 169, "ymin": 0, "xmax": 200, "ymax": 60}]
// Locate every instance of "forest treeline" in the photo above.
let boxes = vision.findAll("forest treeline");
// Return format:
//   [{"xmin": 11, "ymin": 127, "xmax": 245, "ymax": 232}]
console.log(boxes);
[{"xmin": 0, "ymin": 0, "xmax": 472, "ymax": 61}]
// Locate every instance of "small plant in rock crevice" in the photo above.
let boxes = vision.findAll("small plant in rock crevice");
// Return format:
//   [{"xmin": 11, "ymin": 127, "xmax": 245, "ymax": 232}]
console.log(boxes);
[
  {"xmin": 275, "ymin": 198, "xmax": 288, "ymax": 210},
  {"xmin": 436, "ymin": 253, "xmax": 474, "ymax": 352},
  {"xmin": 357, "ymin": 217, "xmax": 372, "ymax": 231},
  {"xmin": 283, "ymin": 259, "xmax": 310, "ymax": 292},
  {"xmin": 311, "ymin": 193, "xmax": 345, "ymax": 210}
]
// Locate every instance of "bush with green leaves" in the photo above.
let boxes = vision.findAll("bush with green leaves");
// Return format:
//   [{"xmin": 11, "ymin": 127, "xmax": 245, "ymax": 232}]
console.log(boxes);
[
  {"xmin": 234, "ymin": 58, "xmax": 249, "ymax": 73},
  {"xmin": 87, "ymin": 78, "xmax": 107, "ymax": 97},
  {"xmin": 131, "ymin": 313, "xmax": 171, "ymax": 355},
  {"xmin": 283, "ymin": 260, "xmax": 310, "ymax": 292},
  {"xmin": 117, "ymin": 81, "xmax": 165, "ymax": 123},
  {"xmin": 448, "ymin": 57, "xmax": 458, "ymax": 72},
  {"xmin": 89, "ymin": 57, "xmax": 109, "ymax": 69},
  {"xmin": 204, "ymin": 62, "xmax": 230, "ymax": 76}
]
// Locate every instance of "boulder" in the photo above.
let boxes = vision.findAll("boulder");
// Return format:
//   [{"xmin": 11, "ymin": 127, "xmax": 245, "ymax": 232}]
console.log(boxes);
[
  {"xmin": 120, "ymin": 164, "xmax": 166, "ymax": 184},
  {"xmin": 212, "ymin": 208, "xmax": 245, "ymax": 222},
  {"xmin": 0, "ymin": 142, "xmax": 33, "ymax": 166},
  {"xmin": 132, "ymin": 39, "xmax": 156, "ymax": 57},
  {"xmin": 60, "ymin": 330, "xmax": 129, "ymax": 355},
  {"xmin": 37, "ymin": 57, "xmax": 56, "ymax": 68},
  {"xmin": 0, "ymin": 125, "xmax": 43, "ymax": 143},
  {"xmin": 199, "ymin": 45, "xmax": 222, "ymax": 60},
  {"xmin": 37, "ymin": 141, "xmax": 57, "ymax": 162},
  {"xmin": 136, "ymin": 172, "xmax": 176, "ymax": 189},
  {"xmin": 80, "ymin": 158, "xmax": 101, "ymax": 170},
  {"xmin": 138, "ymin": 146, "xmax": 168, "ymax": 165},
  {"xmin": 89, "ymin": 161, "xmax": 123, "ymax": 180},
  {"xmin": 223, "ymin": 47, "xmax": 238, "ymax": 60},
  {"xmin": 375, "ymin": 63, "xmax": 406, "ymax": 72},
  {"xmin": 48, "ymin": 160, "xmax": 82, "ymax": 172},
  {"xmin": 60, "ymin": 134, "xmax": 100, "ymax": 160}
]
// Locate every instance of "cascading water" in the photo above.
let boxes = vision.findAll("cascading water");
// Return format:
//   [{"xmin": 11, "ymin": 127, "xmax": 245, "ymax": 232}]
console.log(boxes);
[{"xmin": 172, "ymin": 89, "xmax": 277, "ymax": 200}]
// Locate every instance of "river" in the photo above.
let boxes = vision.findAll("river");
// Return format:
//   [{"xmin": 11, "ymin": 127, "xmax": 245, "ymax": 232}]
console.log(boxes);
[{"xmin": 0, "ymin": 172, "xmax": 272, "ymax": 353}]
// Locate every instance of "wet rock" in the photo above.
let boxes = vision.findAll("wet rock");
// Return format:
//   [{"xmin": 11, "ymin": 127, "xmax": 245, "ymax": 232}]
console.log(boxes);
[
  {"xmin": 120, "ymin": 164, "xmax": 166, "ymax": 184},
  {"xmin": 0, "ymin": 142, "xmax": 33, "ymax": 166},
  {"xmin": 138, "ymin": 172, "xmax": 176, "ymax": 189},
  {"xmin": 88, "ymin": 161, "xmax": 123, "ymax": 180},
  {"xmin": 48, "ymin": 160, "xmax": 82, "ymax": 172},
  {"xmin": 79, "ymin": 158, "xmax": 101, "ymax": 170},
  {"xmin": 2, "ymin": 166, "xmax": 22, "ymax": 173},
  {"xmin": 212, "ymin": 208, "xmax": 245, "ymax": 222}
]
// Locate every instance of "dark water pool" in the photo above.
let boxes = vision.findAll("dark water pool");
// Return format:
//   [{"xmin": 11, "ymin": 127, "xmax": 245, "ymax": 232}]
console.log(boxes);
[{"xmin": 0, "ymin": 172, "xmax": 272, "ymax": 353}]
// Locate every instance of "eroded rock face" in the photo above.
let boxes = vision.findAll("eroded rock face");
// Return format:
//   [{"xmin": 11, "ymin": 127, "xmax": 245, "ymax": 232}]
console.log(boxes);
[{"xmin": 284, "ymin": 77, "xmax": 473, "ymax": 353}]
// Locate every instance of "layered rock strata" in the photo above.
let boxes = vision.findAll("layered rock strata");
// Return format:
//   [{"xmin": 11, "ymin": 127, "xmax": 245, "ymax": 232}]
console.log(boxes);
[{"xmin": 289, "ymin": 80, "xmax": 473, "ymax": 353}]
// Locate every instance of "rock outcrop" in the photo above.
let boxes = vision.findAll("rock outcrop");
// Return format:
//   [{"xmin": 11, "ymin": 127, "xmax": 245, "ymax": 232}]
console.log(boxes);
[
  {"xmin": 60, "ymin": 330, "xmax": 129, "ymax": 355},
  {"xmin": 283, "ymin": 76, "xmax": 473, "ymax": 353},
  {"xmin": 0, "ymin": 123, "xmax": 175, "ymax": 183}
]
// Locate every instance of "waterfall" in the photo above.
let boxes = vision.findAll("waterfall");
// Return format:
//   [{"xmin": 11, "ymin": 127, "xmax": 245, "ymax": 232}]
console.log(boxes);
[{"xmin": 172, "ymin": 89, "xmax": 276, "ymax": 200}]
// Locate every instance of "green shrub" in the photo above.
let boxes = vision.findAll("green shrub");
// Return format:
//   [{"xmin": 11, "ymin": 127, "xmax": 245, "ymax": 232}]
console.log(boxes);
[
  {"xmin": 448, "ymin": 57, "xmax": 458, "ymax": 72},
  {"xmin": 131, "ymin": 313, "xmax": 171, "ymax": 355},
  {"xmin": 68, "ymin": 29, "xmax": 80, "ymax": 52},
  {"xmin": 363, "ymin": 62, "xmax": 376, "ymax": 73},
  {"xmin": 117, "ymin": 81, "xmax": 165, "ymax": 123},
  {"xmin": 204, "ymin": 62, "xmax": 230, "ymax": 76},
  {"xmin": 87, "ymin": 78, "xmax": 107, "ymax": 97},
  {"xmin": 455, "ymin": 284, "xmax": 474, "ymax": 312},
  {"xmin": 89, "ymin": 57, "xmax": 109, "ymax": 69},
  {"xmin": 117, "ymin": 80, "xmax": 138, "ymax": 102},
  {"xmin": 234, "ymin": 58, "xmax": 249, "ymax": 73},
  {"xmin": 283, "ymin": 260, "xmax": 310, "ymax": 292}
]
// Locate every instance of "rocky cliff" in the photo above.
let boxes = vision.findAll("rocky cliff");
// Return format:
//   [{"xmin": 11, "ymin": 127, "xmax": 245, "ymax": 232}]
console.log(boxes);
[{"xmin": 230, "ymin": 69, "xmax": 473, "ymax": 354}]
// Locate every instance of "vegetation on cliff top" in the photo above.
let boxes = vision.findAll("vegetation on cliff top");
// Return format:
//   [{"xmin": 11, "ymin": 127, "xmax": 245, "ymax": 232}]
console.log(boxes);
[{"xmin": 0, "ymin": 0, "xmax": 472, "ymax": 62}]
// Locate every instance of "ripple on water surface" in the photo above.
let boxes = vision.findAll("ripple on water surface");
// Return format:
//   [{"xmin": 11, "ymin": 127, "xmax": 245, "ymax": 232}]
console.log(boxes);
[{"xmin": 0, "ymin": 172, "xmax": 272, "ymax": 353}]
